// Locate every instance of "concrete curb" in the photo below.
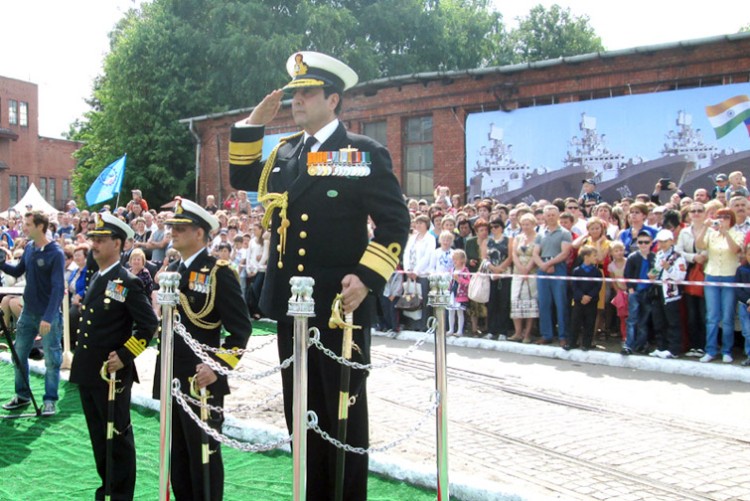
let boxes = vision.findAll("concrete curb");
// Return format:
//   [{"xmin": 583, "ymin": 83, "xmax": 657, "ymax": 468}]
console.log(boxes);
[{"xmin": 374, "ymin": 329, "xmax": 750, "ymax": 383}]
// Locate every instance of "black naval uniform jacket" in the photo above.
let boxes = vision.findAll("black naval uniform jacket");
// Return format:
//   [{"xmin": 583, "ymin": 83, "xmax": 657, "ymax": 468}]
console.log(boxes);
[
  {"xmin": 152, "ymin": 249, "xmax": 252, "ymax": 399},
  {"xmin": 70, "ymin": 263, "xmax": 158, "ymax": 387},
  {"xmin": 228, "ymin": 121, "xmax": 411, "ymax": 321},
  {"xmin": 230, "ymin": 120, "xmax": 409, "ymax": 501}
]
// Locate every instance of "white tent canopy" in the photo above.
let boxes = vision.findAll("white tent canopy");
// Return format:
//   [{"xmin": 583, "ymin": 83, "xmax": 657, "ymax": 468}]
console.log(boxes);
[{"xmin": 1, "ymin": 183, "xmax": 58, "ymax": 218}]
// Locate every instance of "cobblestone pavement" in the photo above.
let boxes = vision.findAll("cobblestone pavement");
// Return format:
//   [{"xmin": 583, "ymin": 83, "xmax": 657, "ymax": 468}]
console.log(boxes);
[{"xmin": 130, "ymin": 328, "xmax": 750, "ymax": 501}]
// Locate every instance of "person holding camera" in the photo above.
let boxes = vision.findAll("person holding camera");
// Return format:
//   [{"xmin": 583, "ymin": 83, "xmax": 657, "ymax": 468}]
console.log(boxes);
[{"xmin": 695, "ymin": 208, "xmax": 743, "ymax": 363}]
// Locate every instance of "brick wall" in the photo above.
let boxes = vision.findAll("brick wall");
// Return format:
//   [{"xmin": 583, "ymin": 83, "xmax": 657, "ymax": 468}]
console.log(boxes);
[{"xmin": 187, "ymin": 35, "xmax": 750, "ymax": 203}]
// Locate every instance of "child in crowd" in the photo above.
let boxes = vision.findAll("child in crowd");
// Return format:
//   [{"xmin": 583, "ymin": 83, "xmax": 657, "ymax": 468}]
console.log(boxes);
[
  {"xmin": 621, "ymin": 230, "xmax": 655, "ymax": 355},
  {"xmin": 566, "ymin": 246, "xmax": 601, "ymax": 351},
  {"xmin": 648, "ymin": 229, "xmax": 686, "ymax": 359},
  {"xmin": 735, "ymin": 245, "xmax": 750, "ymax": 367},
  {"xmin": 447, "ymin": 249, "xmax": 470, "ymax": 337},
  {"xmin": 379, "ymin": 265, "xmax": 403, "ymax": 334},
  {"xmin": 432, "ymin": 231, "xmax": 455, "ymax": 274},
  {"xmin": 726, "ymin": 170, "xmax": 750, "ymax": 199},
  {"xmin": 607, "ymin": 241, "xmax": 629, "ymax": 341},
  {"xmin": 216, "ymin": 242, "xmax": 238, "ymax": 274}
]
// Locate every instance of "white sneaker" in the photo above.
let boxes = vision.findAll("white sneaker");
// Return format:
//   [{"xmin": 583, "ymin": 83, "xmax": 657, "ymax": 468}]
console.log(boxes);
[
  {"xmin": 42, "ymin": 401, "xmax": 56, "ymax": 417},
  {"xmin": 454, "ymin": 331, "xmax": 463, "ymax": 337},
  {"xmin": 660, "ymin": 351, "xmax": 677, "ymax": 359},
  {"xmin": 722, "ymin": 354, "xmax": 734, "ymax": 363},
  {"xmin": 649, "ymin": 350, "xmax": 664, "ymax": 358},
  {"xmin": 699, "ymin": 354, "xmax": 715, "ymax": 363}
]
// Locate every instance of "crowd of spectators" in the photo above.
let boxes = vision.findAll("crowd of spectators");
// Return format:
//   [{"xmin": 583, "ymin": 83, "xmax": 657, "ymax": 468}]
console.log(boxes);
[
  {"xmin": 390, "ymin": 172, "xmax": 750, "ymax": 366},
  {"xmin": 3, "ymin": 173, "xmax": 750, "ymax": 367},
  {"xmin": 0, "ymin": 189, "xmax": 271, "ymax": 355}
]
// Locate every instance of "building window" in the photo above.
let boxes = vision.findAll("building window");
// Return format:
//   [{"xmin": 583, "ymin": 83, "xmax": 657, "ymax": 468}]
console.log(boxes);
[
  {"xmin": 48, "ymin": 178, "xmax": 56, "ymax": 206},
  {"xmin": 19, "ymin": 102, "xmax": 28, "ymax": 127},
  {"xmin": 9, "ymin": 176, "xmax": 18, "ymax": 206},
  {"xmin": 62, "ymin": 179, "xmax": 70, "ymax": 203},
  {"xmin": 8, "ymin": 100, "xmax": 18, "ymax": 125},
  {"xmin": 403, "ymin": 116, "xmax": 433, "ymax": 199},
  {"xmin": 39, "ymin": 177, "xmax": 47, "ymax": 200},
  {"xmin": 363, "ymin": 121, "xmax": 387, "ymax": 147},
  {"xmin": 20, "ymin": 176, "xmax": 29, "ymax": 199}
]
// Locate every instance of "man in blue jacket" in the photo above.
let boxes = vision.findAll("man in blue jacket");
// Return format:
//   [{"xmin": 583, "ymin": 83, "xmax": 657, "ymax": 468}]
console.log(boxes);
[{"xmin": 1, "ymin": 211, "xmax": 66, "ymax": 415}]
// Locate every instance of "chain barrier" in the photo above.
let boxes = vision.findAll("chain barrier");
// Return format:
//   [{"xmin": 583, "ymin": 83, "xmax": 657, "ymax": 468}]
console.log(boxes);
[
  {"xmin": 173, "ymin": 312, "xmax": 277, "ymax": 356},
  {"xmin": 174, "ymin": 319, "xmax": 293, "ymax": 381},
  {"xmin": 306, "ymin": 390, "xmax": 441, "ymax": 455},
  {"xmin": 308, "ymin": 317, "xmax": 436, "ymax": 371},
  {"xmin": 172, "ymin": 379, "xmax": 292, "ymax": 452},
  {"xmin": 172, "ymin": 312, "xmax": 441, "ymax": 458},
  {"xmin": 182, "ymin": 390, "xmax": 283, "ymax": 415}
]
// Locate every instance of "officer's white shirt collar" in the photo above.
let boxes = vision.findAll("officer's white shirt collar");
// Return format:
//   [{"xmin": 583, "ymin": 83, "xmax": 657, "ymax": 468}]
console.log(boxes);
[
  {"xmin": 302, "ymin": 119, "xmax": 339, "ymax": 152},
  {"xmin": 181, "ymin": 247, "xmax": 206, "ymax": 269},
  {"xmin": 98, "ymin": 261, "xmax": 119, "ymax": 277}
]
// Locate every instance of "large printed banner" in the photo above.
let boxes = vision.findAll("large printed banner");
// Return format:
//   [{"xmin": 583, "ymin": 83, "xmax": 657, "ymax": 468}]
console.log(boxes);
[{"xmin": 465, "ymin": 83, "xmax": 750, "ymax": 204}]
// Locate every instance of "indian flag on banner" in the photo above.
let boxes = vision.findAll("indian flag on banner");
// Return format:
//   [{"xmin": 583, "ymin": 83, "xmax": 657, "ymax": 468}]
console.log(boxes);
[{"xmin": 705, "ymin": 95, "xmax": 750, "ymax": 139}]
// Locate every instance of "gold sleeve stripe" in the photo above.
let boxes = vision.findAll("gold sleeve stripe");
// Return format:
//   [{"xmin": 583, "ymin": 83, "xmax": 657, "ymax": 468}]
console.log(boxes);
[
  {"xmin": 124, "ymin": 337, "xmax": 148, "ymax": 357},
  {"xmin": 359, "ymin": 247, "xmax": 398, "ymax": 281},
  {"xmin": 229, "ymin": 139, "xmax": 263, "ymax": 165},
  {"xmin": 216, "ymin": 351, "xmax": 240, "ymax": 369},
  {"xmin": 366, "ymin": 241, "xmax": 399, "ymax": 268}
]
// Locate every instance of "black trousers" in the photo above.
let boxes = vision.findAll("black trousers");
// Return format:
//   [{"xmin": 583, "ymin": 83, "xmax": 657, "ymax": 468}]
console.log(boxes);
[
  {"xmin": 277, "ymin": 299, "xmax": 371, "ymax": 501},
  {"xmin": 170, "ymin": 389, "xmax": 225, "ymax": 501},
  {"xmin": 651, "ymin": 296, "xmax": 683, "ymax": 354},
  {"xmin": 569, "ymin": 300, "xmax": 597, "ymax": 348},
  {"xmin": 487, "ymin": 277, "xmax": 512, "ymax": 335},
  {"xmin": 78, "ymin": 382, "xmax": 136, "ymax": 501}
]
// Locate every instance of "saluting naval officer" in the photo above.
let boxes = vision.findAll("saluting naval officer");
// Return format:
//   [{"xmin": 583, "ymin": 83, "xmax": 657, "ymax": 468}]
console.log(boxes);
[
  {"xmin": 69, "ymin": 213, "xmax": 159, "ymax": 501},
  {"xmin": 152, "ymin": 197, "xmax": 252, "ymax": 501},
  {"xmin": 228, "ymin": 51, "xmax": 410, "ymax": 500}
]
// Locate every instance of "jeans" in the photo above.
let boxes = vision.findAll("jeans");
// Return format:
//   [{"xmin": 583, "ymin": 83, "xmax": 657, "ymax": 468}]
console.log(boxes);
[
  {"xmin": 704, "ymin": 275, "xmax": 736, "ymax": 356},
  {"xmin": 737, "ymin": 302, "xmax": 750, "ymax": 357},
  {"xmin": 13, "ymin": 311, "xmax": 62, "ymax": 402},
  {"xmin": 625, "ymin": 289, "xmax": 651, "ymax": 351},
  {"xmin": 537, "ymin": 263, "xmax": 569, "ymax": 341}
]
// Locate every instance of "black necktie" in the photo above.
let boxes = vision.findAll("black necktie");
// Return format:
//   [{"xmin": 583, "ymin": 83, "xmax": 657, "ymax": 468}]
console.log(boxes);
[
  {"xmin": 298, "ymin": 136, "xmax": 317, "ymax": 177},
  {"xmin": 178, "ymin": 261, "xmax": 187, "ymax": 275}
]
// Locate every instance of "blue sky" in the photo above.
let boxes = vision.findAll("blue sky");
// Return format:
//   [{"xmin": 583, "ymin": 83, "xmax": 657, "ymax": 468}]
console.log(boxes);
[{"xmin": 466, "ymin": 82, "xmax": 750, "ymax": 178}]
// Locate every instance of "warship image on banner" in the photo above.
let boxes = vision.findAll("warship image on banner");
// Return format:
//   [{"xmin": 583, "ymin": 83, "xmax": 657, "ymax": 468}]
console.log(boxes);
[{"xmin": 468, "ymin": 111, "xmax": 749, "ymax": 203}]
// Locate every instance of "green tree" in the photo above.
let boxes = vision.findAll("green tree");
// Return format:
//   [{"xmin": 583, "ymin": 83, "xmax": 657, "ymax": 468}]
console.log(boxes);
[
  {"xmin": 503, "ymin": 4, "xmax": 603, "ymax": 64},
  {"xmin": 69, "ymin": 0, "xmax": 600, "ymax": 207}
]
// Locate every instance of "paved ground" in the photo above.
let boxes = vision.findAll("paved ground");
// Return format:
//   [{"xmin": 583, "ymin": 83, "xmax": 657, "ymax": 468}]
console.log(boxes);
[
  {"xmin": 8, "ymin": 323, "xmax": 749, "ymax": 500},
  {"xmin": 129, "ymin": 325, "xmax": 750, "ymax": 501}
]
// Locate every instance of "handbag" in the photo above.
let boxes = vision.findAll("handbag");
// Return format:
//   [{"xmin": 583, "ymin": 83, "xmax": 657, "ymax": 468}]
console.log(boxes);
[
  {"xmin": 395, "ymin": 278, "xmax": 422, "ymax": 311},
  {"xmin": 468, "ymin": 261, "xmax": 491, "ymax": 303},
  {"xmin": 510, "ymin": 278, "xmax": 539, "ymax": 318},
  {"xmin": 684, "ymin": 262, "xmax": 705, "ymax": 297}
]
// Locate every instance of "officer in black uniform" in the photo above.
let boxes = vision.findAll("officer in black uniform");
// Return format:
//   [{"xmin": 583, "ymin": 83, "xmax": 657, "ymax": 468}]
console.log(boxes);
[
  {"xmin": 153, "ymin": 197, "xmax": 252, "ymax": 501},
  {"xmin": 70, "ymin": 212, "xmax": 159, "ymax": 501},
  {"xmin": 228, "ymin": 51, "xmax": 410, "ymax": 501}
]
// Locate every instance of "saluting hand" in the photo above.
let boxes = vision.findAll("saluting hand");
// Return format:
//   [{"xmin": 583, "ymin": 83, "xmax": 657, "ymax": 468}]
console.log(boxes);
[
  {"xmin": 340, "ymin": 274, "xmax": 368, "ymax": 314},
  {"xmin": 246, "ymin": 89, "xmax": 285, "ymax": 126}
]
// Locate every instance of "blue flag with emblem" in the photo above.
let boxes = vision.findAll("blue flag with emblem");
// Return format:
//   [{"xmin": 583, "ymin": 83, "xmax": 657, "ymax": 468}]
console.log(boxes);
[{"xmin": 85, "ymin": 154, "xmax": 127, "ymax": 206}]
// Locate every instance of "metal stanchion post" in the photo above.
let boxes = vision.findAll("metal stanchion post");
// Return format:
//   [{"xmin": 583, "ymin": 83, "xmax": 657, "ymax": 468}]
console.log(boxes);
[
  {"xmin": 157, "ymin": 272, "xmax": 181, "ymax": 501},
  {"xmin": 287, "ymin": 277, "xmax": 315, "ymax": 501},
  {"xmin": 428, "ymin": 273, "xmax": 451, "ymax": 500}
]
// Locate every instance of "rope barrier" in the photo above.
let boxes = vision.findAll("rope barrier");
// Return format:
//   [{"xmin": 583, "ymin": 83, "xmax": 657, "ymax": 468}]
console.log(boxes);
[{"xmin": 398, "ymin": 268, "xmax": 750, "ymax": 288}]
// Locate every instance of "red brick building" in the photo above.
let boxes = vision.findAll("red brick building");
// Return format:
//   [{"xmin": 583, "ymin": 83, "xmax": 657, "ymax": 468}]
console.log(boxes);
[
  {"xmin": 181, "ymin": 33, "xmax": 750, "ymax": 204},
  {"xmin": 0, "ymin": 76, "xmax": 81, "ymax": 211}
]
